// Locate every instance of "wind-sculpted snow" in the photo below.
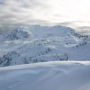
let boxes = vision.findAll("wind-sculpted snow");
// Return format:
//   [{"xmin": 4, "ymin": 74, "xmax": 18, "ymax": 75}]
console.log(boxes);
[
  {"xmin": 0, "ymin": 61, "xmax": 90, "ymax": 90},
  {"xmin": 0, "ymin": 25, "xmax": 90, "ymax": 66}
]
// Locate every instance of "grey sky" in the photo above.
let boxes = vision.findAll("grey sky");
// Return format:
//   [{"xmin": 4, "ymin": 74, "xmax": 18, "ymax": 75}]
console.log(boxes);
[{"xmin": 0, "ymin": 0, "xmax": 90, "ymax": 31}]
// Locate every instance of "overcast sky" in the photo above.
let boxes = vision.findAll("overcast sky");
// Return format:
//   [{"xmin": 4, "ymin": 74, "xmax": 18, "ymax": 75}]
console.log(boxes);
[{"xmin": 0, "ymin": 0, "xmax": 90, "ymax": 31}]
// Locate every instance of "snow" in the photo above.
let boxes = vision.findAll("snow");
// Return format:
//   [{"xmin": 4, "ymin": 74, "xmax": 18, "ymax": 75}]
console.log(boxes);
[
  {"xmin": 0, "ymin": 25, "xmax": 90, "ymax": 66},
  {"xmin": 0, "ymin": 25, "xmax": 90, "ymax": 89},
  {"xmin": 0, "ymin": 61, "xmax": 90, "ymax": 90}
]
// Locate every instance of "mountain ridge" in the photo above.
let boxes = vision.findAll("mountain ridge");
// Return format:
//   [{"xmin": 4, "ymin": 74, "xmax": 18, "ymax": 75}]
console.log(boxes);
[{"xmin": 0, "ymin": 25, "xmax": 90, "ymax": 66}]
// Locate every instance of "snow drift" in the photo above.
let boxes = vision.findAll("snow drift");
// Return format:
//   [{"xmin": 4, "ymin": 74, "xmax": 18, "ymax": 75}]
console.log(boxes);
[{"xmin": 0, "ymin": 61, "xmax": 90, "ymax": 90}]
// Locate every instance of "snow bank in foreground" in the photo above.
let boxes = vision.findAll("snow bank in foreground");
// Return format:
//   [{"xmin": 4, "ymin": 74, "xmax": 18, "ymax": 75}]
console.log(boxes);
[{"xmin": 0, "ymin": 61, "xmax": 90, "ymax": 90}]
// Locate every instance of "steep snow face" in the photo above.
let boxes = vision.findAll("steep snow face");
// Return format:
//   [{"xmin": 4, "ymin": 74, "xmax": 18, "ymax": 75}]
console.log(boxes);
[
  {"xmin": 0, "ymin": 61, "xmax": 90, "ymax": 90},
  {"xmin": 0, "ymin": 25, "xmax": 90, "ymax": 66}
]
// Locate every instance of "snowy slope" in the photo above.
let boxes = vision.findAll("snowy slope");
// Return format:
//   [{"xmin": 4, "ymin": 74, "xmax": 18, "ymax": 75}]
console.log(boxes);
[
  {"xmin": 0, "ymin": 61, "xmax": 90, "ymax": 90},
  {"xmin": 0, "ymin": 25, "xmax": 90, "ymax": 66}
]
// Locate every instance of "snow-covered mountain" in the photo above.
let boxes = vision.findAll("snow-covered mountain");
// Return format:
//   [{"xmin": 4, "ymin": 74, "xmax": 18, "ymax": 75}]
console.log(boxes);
[{"xmin": 0, "ymin": 25, "xmax": 90, "ymax": 66}]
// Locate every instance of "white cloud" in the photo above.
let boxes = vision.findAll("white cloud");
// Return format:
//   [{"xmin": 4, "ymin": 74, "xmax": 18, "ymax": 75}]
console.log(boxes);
[{"xmin": 0, "ymin": 0, "xmax": 90, "ymax": 30}]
